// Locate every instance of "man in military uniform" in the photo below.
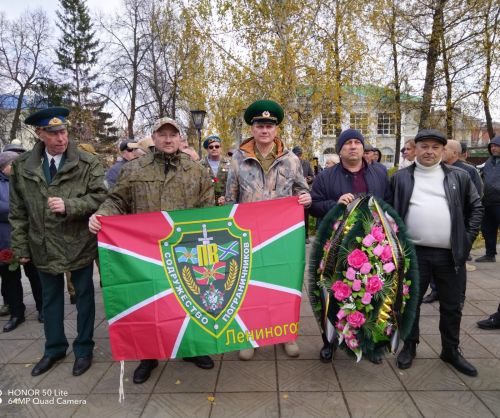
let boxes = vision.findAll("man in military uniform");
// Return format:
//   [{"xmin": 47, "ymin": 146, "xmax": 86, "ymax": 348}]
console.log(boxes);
[
  {"xmin": 225, "ymin": 99, "xmax": 311, "ymax": 360},
  {"xmin": 9, "ymin": 107, "xmax": 107, "ymax": 377},
  {"xmin": 200, "ymin": 135, "xmax": 231, "ymax": 205},
  {"xmin": 89, "ymin": 116, "xmax": 215, "ymax": 384}
]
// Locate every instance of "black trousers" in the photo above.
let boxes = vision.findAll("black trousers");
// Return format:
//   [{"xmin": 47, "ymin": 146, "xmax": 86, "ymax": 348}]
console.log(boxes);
[
  {"xmin": 0, "ymin": 262, "xmax": 43, "ymax": 317},
  {"xmin": 482, "ymin": 205, "xmax": 500, "ymax": 257},
  {"xmin": 0, "ymin": 265, "xmax": 24, "ymax": 317},
  {"xmin": 407, "ymin": 246, "xmax": 465, "ymax": 349}
]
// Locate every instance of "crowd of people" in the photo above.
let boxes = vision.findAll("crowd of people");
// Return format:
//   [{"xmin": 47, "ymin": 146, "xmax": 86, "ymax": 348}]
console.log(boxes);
[{"xmin": 0, "ymin": 100, "xmax": 498, "ymax": 384}]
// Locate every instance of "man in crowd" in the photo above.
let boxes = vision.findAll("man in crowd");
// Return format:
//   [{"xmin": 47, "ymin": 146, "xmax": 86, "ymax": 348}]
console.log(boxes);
[
  {"xmin": 180, "ymin": 136, "xmax": 200, "ymax": 161},
  {"xmin": 0, "ymin": 151, "xmax": 43, "ymax": 332},
  {"xmin": 363, "ymin": 144, "xmax": 376, "ymax": 164},
  {"xmin": 310, "ymin": 129, "xmax": 391, "ymax": 219},
  {"xmin": 391, "ymin": 129, "xmax": 483, "ymax": 377},
  {"xmin": 89, "ymin": 116, "xmax": 214, "ymax": 384},
  {"xmin": 421, "ymin": 139, "xmax": 483, "ymax": 304},
  {"xmin": 399, "ymin": 139, "xmax": 416, "ymax": 169},
  {"xmin": 476, "ymin": 135, "xmax": 500, "ymax": 263},
  {"xmin": 0, "ymin": 143, "xmax": 44, "ymax": 323},
  {"xmin": 225, "ymin": 99, "xmax": 311, "ymax": 360},
  {"xmin": 105, "ymin": 140, "xmax": 145, "ymax": 189},
  {"xmin": 292, "ymin": 146, "xmax": 314, "ymax": 243},
  {"xmin": 310, "ymin": 128, "xmax": 390, "ymax": 363},
  {"xmin": 10, "ymin": 107, "xmax": 107, "ymax": 377},
  {"xmin": 200, "ymin": 135, "xmax": 231, "ymax": 205}
]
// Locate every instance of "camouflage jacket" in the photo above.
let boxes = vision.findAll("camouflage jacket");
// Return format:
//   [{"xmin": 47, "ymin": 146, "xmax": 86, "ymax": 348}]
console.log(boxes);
[
  {"xmin": 96, "ymin": 151, "xmax": 214, "ymax": 215},
  {"xmin": 200, "ymin": 156, "xmax": 232, "ymax": 202},
  {"xmin": 225, "ymin": 137, "xmax": 309, "ymax": 203},
  {"xmin": 9, "ymin": 140, "xmax": 107, "ymax": 274}
]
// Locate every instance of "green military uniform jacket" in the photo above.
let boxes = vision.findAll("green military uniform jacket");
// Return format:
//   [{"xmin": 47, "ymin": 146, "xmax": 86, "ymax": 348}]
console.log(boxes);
[
  {"xmin": 96, "ymin": 151, "xmax": 214, "ymax": 215},
  {"xmin": 199, "ymin": 156, "xmax": 231, "ymax": 203},
  {"xmin": 9, "ymin": 140, "xmax": 107, "ymax": 274}
]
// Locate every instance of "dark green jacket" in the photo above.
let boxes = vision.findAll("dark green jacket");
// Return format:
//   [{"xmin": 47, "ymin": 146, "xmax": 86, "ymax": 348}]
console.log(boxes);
[
  {"xmin": 9, "ymin": 140, "xmax": 107, "ymax": 274},
  {"xmin": 96, "ymin": 151, "xmax": 214, "ymax": 215}
]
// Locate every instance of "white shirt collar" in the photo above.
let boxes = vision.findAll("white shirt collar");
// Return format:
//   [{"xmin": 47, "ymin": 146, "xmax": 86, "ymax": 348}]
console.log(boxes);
[{"xmin": 45, "ymin": 151, "xmax": 63, "ymax": 168}]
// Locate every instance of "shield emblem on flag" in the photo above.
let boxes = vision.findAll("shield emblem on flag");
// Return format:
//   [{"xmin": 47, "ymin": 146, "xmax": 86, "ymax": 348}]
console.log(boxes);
[{"xmin": 159, "ymin": 218, "xmax": 252, "ymax": 337}]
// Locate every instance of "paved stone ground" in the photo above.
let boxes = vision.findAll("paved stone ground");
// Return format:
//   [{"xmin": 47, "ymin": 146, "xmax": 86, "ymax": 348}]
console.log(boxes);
[{"xmin": 0, "ymin": 245, "xmax": 499, "ymax": 418}]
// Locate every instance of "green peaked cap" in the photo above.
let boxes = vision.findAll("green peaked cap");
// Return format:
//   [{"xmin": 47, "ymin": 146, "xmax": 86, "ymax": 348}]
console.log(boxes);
[{"xmin": 244, "ymin": 100, "xmax": 284, "ymax": 125}]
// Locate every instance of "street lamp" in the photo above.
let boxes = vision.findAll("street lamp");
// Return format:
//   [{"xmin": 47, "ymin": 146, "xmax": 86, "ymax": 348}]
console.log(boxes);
[{"xmin": 190, "ymin": 109, "xmax": 207, "ymax": 156}]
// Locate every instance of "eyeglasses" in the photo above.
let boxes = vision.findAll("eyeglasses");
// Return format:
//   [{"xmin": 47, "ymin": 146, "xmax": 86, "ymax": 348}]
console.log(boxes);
[{"xmin": 208, "ymin": 145, "xmax": 220, "ymax": 149}]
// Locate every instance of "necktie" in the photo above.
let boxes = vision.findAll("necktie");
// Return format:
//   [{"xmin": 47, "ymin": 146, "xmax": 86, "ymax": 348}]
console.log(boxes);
[{"xmin": 49, "ymin": 158, "xmax": 57, "ymax": 180}]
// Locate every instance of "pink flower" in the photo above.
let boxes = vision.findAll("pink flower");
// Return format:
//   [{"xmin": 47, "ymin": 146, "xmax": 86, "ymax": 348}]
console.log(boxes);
[
  {"xmin": 323, "ymin": 240, "xmax": 332, "ymax": 252},
  {"xmin": 361, "ymin": 292, "xmax": 372, "ymax": 305},
  {"xmin": 366, "ymin": 276, "xmax": 383, "ymax": 294},
  {"xmin": 390, "ymin": 221, "xmax": 399, "ymax": 233},
  {"xmin": 359, "ymin": 262, "xmax": 372, "ymax": 274},
  {"xmin": 319, "ymin": 260, "xmax": 325, "ymax": 271},
  {"xmin": 403, "ymin": 284, "xmax": 410, "ymax": 296},
  {"xmin": 352, "ymin": 279, "xmax": 362, "ymax": 292},
  {"xmin": 345, "ymin": 336, "xmax": 359, "ymax": 349},
  {"xmin": 346, "ymin": 267, "xmax": 356, "ymax": 280},
  {"xmin": 347, "ymin": 311, "xmax": 366, "ymax": 328},
  {"xmin": 362, "ymin": 234, "xmax": 376, "ymax": 247},
  {"xmin": 371, "ymin": 226, "xmax": 386, "ymax": 242},
  {"xmin": 335, "ymin": 320, "xmax": 345, "ymax": 331},
  {"xmin": 386, "ymin": 325, "xmax": 393, "ymax": 336},
  {"xmin": 331, "ymin": 281, "xmax": 352, "ymax": 301},
  {"xmin": 373, "ymin": 244, "xmax": 384, "ymax": 257},
  {"xmin": 383, "ymin": 262, "xmax": 396, "ymax": 273},
  {"xmin": 337, "ymin": 309, "xmax": 347, "ymax": 320},
  {"xmin": 347, "ymin": 249, "xmax": 369, "ymax": 269},
  {"xmin": 380, "ymin": 245, "xmax": 393, "ymax": 263},
  {"xmin": 333, "ymin": 220, "xmax": 341, "ymax": 231}
]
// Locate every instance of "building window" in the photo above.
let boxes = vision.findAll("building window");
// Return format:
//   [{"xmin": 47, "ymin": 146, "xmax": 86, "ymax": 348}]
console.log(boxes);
[
  {"xmin": 381, "ymin": 146, "xmax": 394, "ymax": 164},
  {"xmin": 321, "ymin": 112, "xmax": 335, "ymax": 136},
  {"xmin": 350, "ymin": 113, "xmax": 369, "ymax": 135},
  {"xmin": 377, "ymin": 113, "xmax": 395, "ymax": 135}
]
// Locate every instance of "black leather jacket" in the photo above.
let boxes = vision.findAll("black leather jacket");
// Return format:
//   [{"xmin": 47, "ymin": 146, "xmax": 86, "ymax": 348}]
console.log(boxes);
[{"xmin": 390, "ymin": 163, "xmax": 483, "ymax": 268}]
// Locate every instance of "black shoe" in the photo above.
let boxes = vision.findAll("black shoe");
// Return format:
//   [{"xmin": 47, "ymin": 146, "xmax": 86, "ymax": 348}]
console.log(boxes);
[
  {"xmin": 31, "ymin": 353, "xmax": 66, "ymax": 376},
  {"xmin": 133, "ymin": 359, "xmax": 159, "ymax": 384},
  {"xmin": 440, "ymin": 348, "xmax": 477, "ymax": 377},
  {"xmin": 183, "ymin": 356, "xmax": 214, "ymax": 369},
  {"xmin": 73, "ymin": 356, "xmax": 92, "ymax": 376},
  {"xmin": 319, "ymin": 342, "xmax": 335, "ymax": 363},
  {"xmin": 367, "ymin": 351, "xmax": 384, "ymax": 364},
  {"xmin": 3, "ymin": 316, "xmax": 25, "ymax": 332},
  {"xmin": 37, "ymin": 311, "xmax": 44, "ymax": 323},
  {"xmin": 70, "ymin": 295, "xmax": 76, "ymax": 304},
  {"xmin": 396, "ymin": 342, "xmax": 416, "ymax": 369},
  {"xmin": 475, "ymin": 255, "xmax": 496, "ymax": 263},
  {"xmin": 422, "ymin": 291, "xmax": 438, "ymax": 304},
  {"xmin": 477, "ymin": 312, "xmax": 500, "ymax": 330}
]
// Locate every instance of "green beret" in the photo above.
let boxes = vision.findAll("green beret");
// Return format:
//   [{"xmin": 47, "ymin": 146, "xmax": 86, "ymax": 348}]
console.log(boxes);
[
  {"xmin": 25, "ymin": 107, "xmax": 70, "ymax": 131},
  {"xmin": 203, "ymin": 135, "xmax": 222, "ymax": 149},
  {"xmin": 244, "ymin": 100, "xmax": 284, "ymax": 125}
]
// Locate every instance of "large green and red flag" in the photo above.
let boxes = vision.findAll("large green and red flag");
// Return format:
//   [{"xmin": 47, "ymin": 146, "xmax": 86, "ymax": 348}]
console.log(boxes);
[{"xmin": 98, "ymin": 196, "xmax": 305, "ymax": 360}]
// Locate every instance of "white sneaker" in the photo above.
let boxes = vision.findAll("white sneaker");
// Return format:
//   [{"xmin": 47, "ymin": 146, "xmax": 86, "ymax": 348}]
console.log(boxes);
[
  {"xmin": 283, "ymin": 341, "xmax": 300, "ymax": 357},
  {"xmin": 239, "ymin": 348, "xmax": 255, "ymax": 360}
]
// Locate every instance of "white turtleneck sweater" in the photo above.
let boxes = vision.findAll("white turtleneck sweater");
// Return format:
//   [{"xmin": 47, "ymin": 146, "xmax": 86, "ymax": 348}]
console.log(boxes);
[{"xmin": 405, "ymin": 159, "xmax": 452, "ymax": 249}]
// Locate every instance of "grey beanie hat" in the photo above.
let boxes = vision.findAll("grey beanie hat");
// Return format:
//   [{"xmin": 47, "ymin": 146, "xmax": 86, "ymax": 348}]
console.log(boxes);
[{"xmin": 0, "ymin": 151, "xmax": 19, "ymax": 170}]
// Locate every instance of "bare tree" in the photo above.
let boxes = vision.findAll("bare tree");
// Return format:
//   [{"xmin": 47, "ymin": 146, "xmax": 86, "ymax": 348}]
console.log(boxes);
[
  {"xmin": 0, "ymin": 9, "xmax": 51, "ymax": 142},
  {"xmin": 99, "ymin": 0, "xmax": 153, "ymax": 138}
]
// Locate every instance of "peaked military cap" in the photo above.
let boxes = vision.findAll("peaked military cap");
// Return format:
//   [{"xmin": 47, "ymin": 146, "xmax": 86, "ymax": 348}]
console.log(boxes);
[
  {"xmin": 244, "ymin": 100, "xmax": 284, "ymax": 125},
  {"xmin": 25, "ymin": 107, "xmax": 70, "ymax": 131},
  {"xmin": 203, "ymin": 135, "xmax": 222, "ymax": 149}
]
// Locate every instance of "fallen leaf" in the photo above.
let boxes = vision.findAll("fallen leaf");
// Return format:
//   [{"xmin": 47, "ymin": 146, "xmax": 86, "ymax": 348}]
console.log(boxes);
[
  {"xmin": 175, "ymin": 379, "xmax": 181, "ymax": 385},
  {"xmin": 207, "ymin": 396, "xmax": 215, "ymax": 402},
  {"xmin": 283, "ymin": 394, "xmax": 289, "ymax": 400}
]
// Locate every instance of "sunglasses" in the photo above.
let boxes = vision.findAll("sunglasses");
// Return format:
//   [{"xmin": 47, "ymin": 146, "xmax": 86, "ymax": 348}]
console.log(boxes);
[{"xmin": 208, "ymin": 145, "xmax": 220, "ymax": 149}]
